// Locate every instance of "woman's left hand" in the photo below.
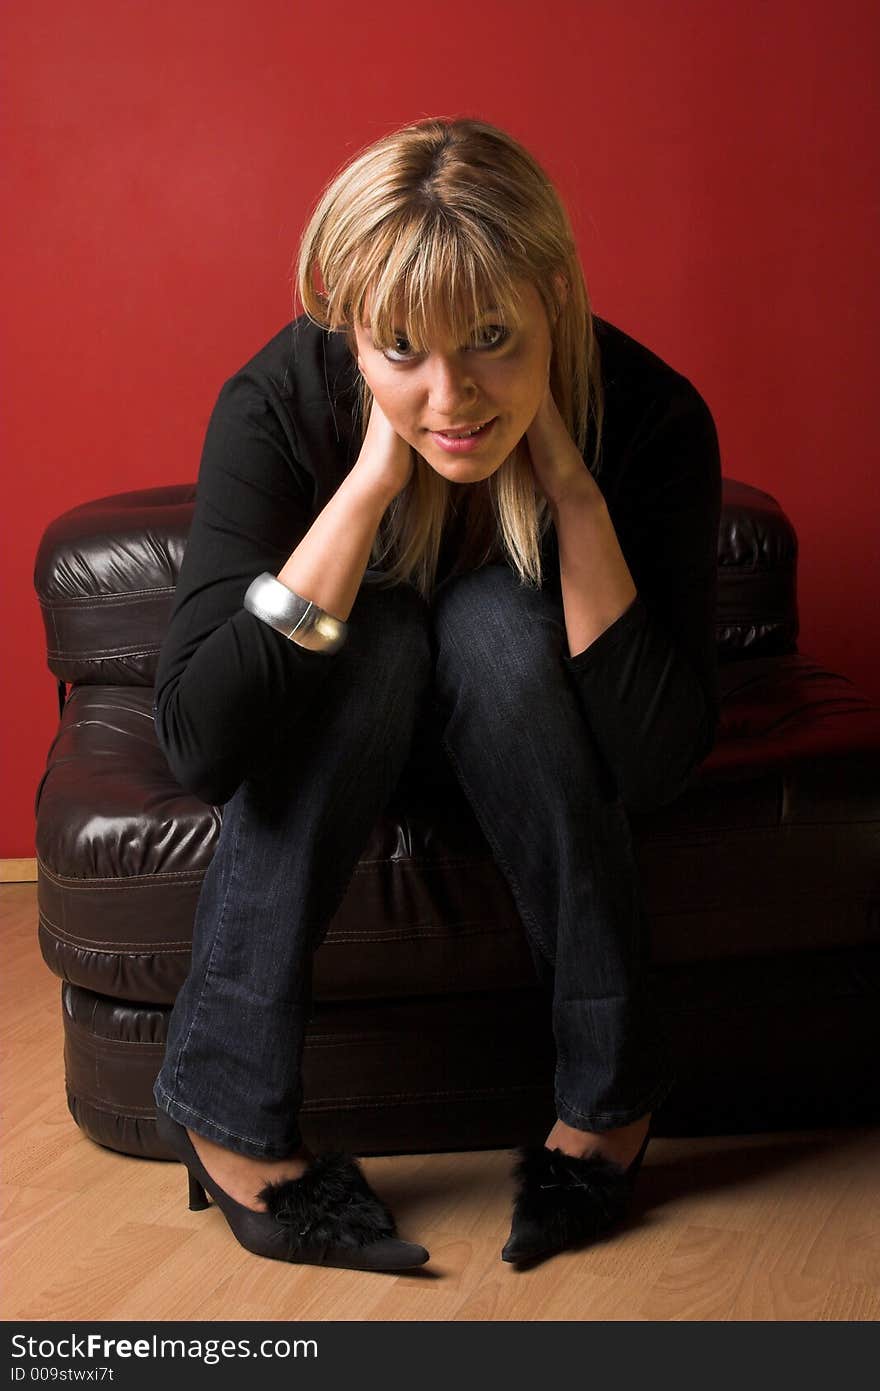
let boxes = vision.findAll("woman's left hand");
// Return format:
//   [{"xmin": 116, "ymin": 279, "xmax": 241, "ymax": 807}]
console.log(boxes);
[{"xmin": 525, "ymin": 378, "xmax": 602, "ymax": 511}]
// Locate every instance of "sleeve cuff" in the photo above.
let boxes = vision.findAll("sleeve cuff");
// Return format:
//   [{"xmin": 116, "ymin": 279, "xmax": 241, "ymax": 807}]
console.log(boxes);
[{"xmin": 561, "ymin": 593, "xmax": 648, "ymax": 673}]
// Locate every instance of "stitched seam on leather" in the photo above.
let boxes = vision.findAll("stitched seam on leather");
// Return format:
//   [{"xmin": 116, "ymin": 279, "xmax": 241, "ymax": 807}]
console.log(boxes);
[
  {"xmin": 46, "ymin": 647, "xmax": 161, "ymax": 660},
  {"xmin": 39, "ymin": 860, "xmax": 205, "ymax": 886},
  {"xmin": 41, "ymin": 913, "xmax": 517, "ymax": 949},
  {"xmin": 40, "ymin": 911, "xmax": 191, "ymax": 951},
  {"xmin": 323, "ymin": 924, "xmax": 513, "ymax": 941},
  {"xmin": 303, "ymin": 1030, "xmax": 533, "ymax": 1047},
  {"xmin": 39, "ymin": 587, "xmax": 176, "ymax": 605},
  {"xmin": 301, "ymin": 1084, "xmax": 543, "ymax": 1109},
  {"xmin": 68, "ymin": 1091, "xmax": 156, "ymax": 1117},
  {"xmin": 64, "ymin": 1010, "xmax": 166, "ymax": 1047}
]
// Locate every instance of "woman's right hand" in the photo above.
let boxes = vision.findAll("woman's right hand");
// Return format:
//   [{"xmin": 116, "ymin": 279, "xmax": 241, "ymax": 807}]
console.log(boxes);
[{"xmin": 354, "ymin": 396, "xmax": 415, "ymax": 503}]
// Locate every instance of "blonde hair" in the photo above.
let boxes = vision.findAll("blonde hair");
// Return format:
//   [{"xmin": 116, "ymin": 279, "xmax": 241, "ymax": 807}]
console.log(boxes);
[{"xmin": 294, "ymin": 116, "xmax": 603, "ymax": 601}]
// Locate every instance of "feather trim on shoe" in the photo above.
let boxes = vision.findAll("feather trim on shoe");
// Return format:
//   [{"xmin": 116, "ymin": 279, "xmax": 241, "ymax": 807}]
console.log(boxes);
[
  {"xmin": 507, "ymin": 1144, "xmax": 637, "ymax": 1251},
  {"xmin": 255, "ymin": 1152, "xmax": 398, "ymax": 1250}
]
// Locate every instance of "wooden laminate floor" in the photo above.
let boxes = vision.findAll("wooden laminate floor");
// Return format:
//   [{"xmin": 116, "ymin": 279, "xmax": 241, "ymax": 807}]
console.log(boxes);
[{"xmin": 2, "ymin": 882, "xmax": 878, "ymax": 1322}]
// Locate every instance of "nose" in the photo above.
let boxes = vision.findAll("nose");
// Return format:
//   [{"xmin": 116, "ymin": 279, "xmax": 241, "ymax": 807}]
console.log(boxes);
[{"xmin": 425, "ymin": 353, "xmax": 479, "ymax": 418}]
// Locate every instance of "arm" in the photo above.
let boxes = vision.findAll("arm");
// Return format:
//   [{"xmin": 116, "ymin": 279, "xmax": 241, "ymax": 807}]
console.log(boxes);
[
  {"xmin": 154, "ymin": 373, "xmax": 399, "ymax": 806},
  {"xmin": 529, "ymin": 376, "xmax": 721, "ymax": 813},
  {"xmin": 548, "ymin": 485, "xmax": 638, "ymax": 656}
]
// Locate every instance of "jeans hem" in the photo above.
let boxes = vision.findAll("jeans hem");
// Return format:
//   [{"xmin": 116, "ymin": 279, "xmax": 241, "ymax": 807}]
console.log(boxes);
[
  {"xmin": 153, "ymin": 1078, "xmax": 305, "ymax": 1158},
  {"xmin": 554, "ymin": 1071, "xmax": 676, "ymax": 1132}
]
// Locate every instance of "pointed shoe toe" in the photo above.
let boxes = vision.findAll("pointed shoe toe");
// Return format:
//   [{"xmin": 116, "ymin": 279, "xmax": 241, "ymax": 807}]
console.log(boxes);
[
  {"xmin": 342, "ymin": 1236, "xmax": 430, "ymax": 1271},
  {"xmin": 501, "ymin": 1130, "xmax": 650, "ymax": 1265},
  {"xmin": 155, "ymin": 1107, "xmax": 429, "ymax": 1273},
  {"xmin": 501, "ymin": 1217, "xmax": 554, "ymax": 1264}
]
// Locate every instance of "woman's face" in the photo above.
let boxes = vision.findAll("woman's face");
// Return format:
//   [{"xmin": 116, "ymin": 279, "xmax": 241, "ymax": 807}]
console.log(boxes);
[{"xmin": 351, "ymin": 278, "xmax": 554, "ymax": 485}]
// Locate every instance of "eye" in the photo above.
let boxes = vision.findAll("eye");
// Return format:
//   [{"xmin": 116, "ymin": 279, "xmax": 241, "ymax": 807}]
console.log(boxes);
[
  {"xmin": 381, "ymin": 334, "xmax": 419, "ymax": 363},
  {"xmin": 380, "ymin": 323, "xmax": 511, "ymax": 364},
  {"xmin": 471, "ymin": 324, "xmax": 510, "ymax": 351}
]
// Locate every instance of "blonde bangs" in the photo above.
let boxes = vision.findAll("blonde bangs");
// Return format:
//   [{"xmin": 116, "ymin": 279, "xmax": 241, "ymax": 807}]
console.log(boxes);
[{"xmin": 326, "ymin": 210, "xmax": 523, "ymax": 352}]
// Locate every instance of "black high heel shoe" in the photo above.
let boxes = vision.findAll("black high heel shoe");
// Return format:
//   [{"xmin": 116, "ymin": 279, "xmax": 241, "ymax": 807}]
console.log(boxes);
[
  {"xmin": 501, "ymin": 1125, "xmax": 651, "ymax": 1265},
  {"xmin": 155, "ymin": 1108, "xmax": 430, "ymax": 1273}
]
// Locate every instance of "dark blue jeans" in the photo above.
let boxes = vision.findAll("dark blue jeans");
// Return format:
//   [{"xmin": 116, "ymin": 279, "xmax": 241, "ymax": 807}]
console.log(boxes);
[{"xmin": 153, "ymin": 561, "xmax": 675, "ymax": 1157}]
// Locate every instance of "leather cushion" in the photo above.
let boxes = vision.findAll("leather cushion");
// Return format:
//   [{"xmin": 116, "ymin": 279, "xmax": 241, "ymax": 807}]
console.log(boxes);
[
  {"xmin": 34, "ymin": 477, "xmax": 797, "ymax": 686},
  {"xmin": 36, "ymin": 654, "xmax": 880, "ymax": 1006},
  {"xmin": 60, "ymin": 944, "xmax": 880, "ymax": 1160}
]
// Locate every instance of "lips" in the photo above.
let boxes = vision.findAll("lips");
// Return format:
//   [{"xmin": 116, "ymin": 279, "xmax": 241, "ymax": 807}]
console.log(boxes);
[
  {"xmin": 429, "ymin": 417, "xmax": 498, "ymax": 453},
  {"xmin": 434, "ymin": 419, "xmax": 492, "ymax": 438}
]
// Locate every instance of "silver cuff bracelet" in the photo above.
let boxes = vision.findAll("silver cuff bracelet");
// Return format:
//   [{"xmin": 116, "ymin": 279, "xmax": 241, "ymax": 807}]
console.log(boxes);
[{"xmin": 243, "ymin": 572, "xmax": 348, "ymax": 653}]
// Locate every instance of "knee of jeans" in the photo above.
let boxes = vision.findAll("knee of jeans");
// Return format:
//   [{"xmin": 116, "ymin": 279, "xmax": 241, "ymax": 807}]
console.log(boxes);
[
  {"xmin": 435, "ymin": 573, "xmax": 563, "ymax": 696},
  {"xmin": 432, "ymin": 565, "xmax": 558, "ymax": 643},
  {"xmin": 357, "ymin": 572, "xmax": 427, "ymax": 617},
  {"xmin": 431, "ymin": 564, "xmax": 510, "ymax": 622},
  {"xmin": 350, "ymin": 577, "xmax": 432, "ymax": 689}
]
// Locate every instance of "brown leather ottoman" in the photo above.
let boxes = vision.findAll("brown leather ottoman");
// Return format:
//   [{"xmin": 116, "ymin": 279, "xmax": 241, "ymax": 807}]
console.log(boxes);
[{"xmin": 33, "ymin": 478, "xmax": 880, "ymax": 1158}]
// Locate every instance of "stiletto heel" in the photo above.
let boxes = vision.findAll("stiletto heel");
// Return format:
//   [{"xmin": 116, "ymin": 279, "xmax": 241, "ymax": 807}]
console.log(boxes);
[
  {"xmin": 501, "ymin": 1123, "xmax": 652, "ymax": 1265},
  {"xmin": 155, "ymin": 1107, "xmax": 430, "ymax": 1273},
  {"xmin": 188, "ymin": 1170, "xmax": 210, "ymax": 1211}
]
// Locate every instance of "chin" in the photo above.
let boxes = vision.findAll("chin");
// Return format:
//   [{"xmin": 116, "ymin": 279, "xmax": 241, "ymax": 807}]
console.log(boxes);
[{"xmin": 429, "ymin": 459, "xmax": 503, "ymax": 484}]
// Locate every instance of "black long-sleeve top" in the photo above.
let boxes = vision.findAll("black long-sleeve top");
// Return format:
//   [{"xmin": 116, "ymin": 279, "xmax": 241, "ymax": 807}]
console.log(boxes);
[{"xmin": 153, "ymin": 314, "xmax": 722, "ymax": 812}]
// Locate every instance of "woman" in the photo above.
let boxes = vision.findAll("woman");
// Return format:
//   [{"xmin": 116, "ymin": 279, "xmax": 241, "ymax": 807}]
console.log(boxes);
[{"xmin": 152, "ymin": 116, "xmax": 721, "ymax": 1272}]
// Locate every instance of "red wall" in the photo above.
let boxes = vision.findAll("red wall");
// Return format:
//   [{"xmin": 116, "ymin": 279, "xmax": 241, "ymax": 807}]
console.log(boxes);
[{"xmin": 4, "ymin": 0, "xmax": 878, "ymax": 857}]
